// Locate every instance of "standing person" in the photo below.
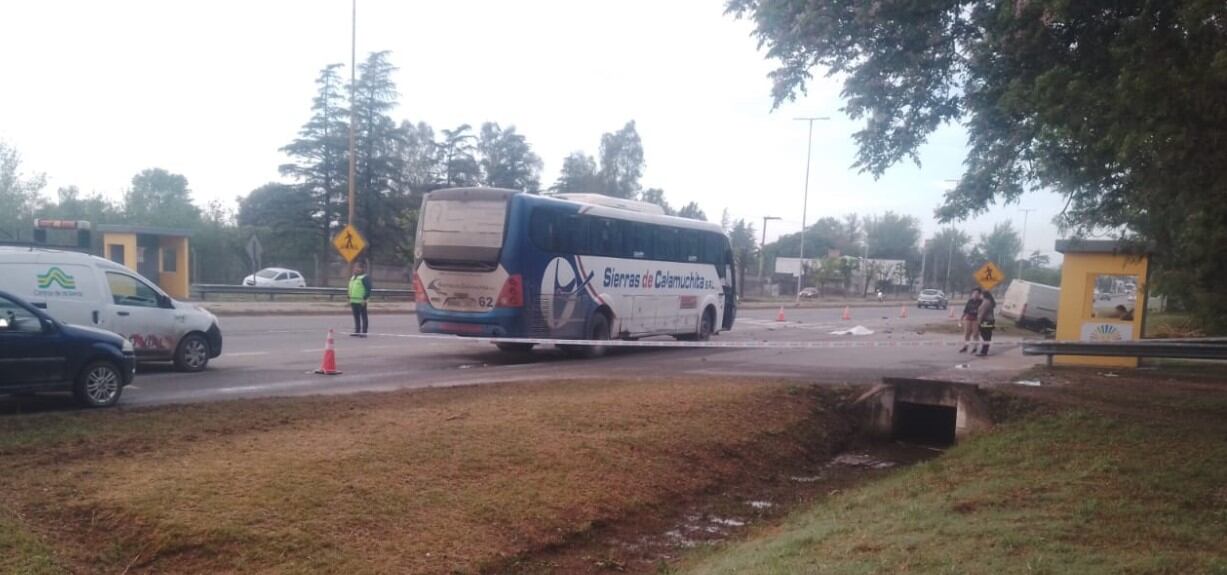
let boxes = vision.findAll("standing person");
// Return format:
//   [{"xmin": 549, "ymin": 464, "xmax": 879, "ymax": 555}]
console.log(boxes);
[
  {"xmin": 976, "ymin": 290, "xmax": 997, "ymax": 357},
  {"xmin": 958, "ymin": 288, "xmax": 982, "ymax": 353},
  {"xmin": 348, "ymin": 261, "xmax": 372, "ymax": 337}
]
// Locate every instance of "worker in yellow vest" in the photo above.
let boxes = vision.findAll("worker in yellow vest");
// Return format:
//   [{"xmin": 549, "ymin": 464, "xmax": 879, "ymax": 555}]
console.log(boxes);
[{"xmin": 348, "ymin": 261, "xmax": 372, "ymax": 337}]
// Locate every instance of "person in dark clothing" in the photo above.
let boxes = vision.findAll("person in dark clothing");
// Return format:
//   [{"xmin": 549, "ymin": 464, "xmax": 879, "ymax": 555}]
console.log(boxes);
[
  {"xmin": 958, "ymin": 288, "xmax": 982, "ymax": 353},
  {"xmin": 348, "ymin": 261, "xmax": 372, "ymax": 336},
  {"xmin": 976, "ymin": 291, "xmax": 997, "ymax": 356}
]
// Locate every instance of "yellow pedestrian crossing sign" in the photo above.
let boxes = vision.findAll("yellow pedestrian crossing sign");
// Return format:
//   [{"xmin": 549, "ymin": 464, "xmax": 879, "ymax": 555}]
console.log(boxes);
[
  {"xmin": 332, "ymin": 225, "xmax": 367, "ymax": 263},
  {"xmin": 974, "ymin": 261, "xmax": 1005, "ymax": 291}
]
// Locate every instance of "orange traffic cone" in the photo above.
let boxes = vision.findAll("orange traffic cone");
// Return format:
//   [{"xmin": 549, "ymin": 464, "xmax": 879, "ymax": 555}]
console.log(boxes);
[
  {"xmin": 948, "ymin": 306, "xmax": 956, "ymax": 320},
  {"xmin": 314, "ymin": 329, "xmax": 342, "ymax": 375},
  {"xmin": 776, "ymin": 306, "xmax": 786, "ymax": 322},
  {"xmin": 899, "ymin": 305, "xmax": 909, "ymax": 319},
  {"xmin": 841, "ymin": 306, "xmax": 851, "ymax": 321}
]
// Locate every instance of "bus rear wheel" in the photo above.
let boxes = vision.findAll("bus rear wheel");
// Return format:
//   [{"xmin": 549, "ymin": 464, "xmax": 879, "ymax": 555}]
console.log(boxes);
[
  {"xmin": 561, "ymin": 312, "xmax": 610, "ymax": 359},
  {"xmin": 495, "ymin": 342, "xmax": 535, "ymax": 354}
]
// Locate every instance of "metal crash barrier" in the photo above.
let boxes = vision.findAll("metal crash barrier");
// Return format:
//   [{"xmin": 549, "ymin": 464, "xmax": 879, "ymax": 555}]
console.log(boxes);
[
  {"xmin": 1023, "ymin": 338, "xmax": 1227, "ymax": 366},
  {"xmin": 192, "ymin": 284, "xmax": 413, "ymax": 302}
]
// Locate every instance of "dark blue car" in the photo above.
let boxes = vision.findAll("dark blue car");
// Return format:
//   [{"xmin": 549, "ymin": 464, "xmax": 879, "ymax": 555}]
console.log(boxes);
[{"xmin": 0, "ymin": 290, "xmax": 135, "ymax": 407}]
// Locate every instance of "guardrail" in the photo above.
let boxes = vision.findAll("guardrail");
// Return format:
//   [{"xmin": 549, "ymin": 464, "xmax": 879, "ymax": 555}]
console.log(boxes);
[
  {"xmin": 1023, "ymin": 339, "xmax": 1227, "ymax": 366},
  {"xmin": 191, "ymin": 284, "xmax": 414, "ymax": 302}
]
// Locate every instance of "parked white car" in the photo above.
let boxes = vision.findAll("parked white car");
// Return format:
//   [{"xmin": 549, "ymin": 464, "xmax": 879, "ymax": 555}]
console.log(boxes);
[
  {"xmin": 242, "ymin": 267, "xmax": 307, "ymax": 288},
  {"xmin": 0, "ymin": 247, "xmax": 222, "ymax": 371}
]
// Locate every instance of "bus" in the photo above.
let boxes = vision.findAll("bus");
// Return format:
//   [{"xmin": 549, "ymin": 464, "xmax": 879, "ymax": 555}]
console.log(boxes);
[{"xmin": 412, "ymin": 187, "xmax": 737, "ymax": 355}]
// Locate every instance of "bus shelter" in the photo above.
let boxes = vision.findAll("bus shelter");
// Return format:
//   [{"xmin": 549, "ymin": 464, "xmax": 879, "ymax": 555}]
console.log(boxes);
[{"xmin": 1053, "ymin": 239, "xmax": 1150, "ymax": 368}]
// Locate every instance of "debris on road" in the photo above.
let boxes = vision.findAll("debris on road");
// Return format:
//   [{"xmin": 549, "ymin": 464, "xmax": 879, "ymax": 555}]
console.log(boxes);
[
  {"xmin": 829, "ymin": 325, "xmax": 874, "ymax": 336},
  {"xmin": 1013, "ymin": 379, "xmax": 1043, "ymax": 387}
]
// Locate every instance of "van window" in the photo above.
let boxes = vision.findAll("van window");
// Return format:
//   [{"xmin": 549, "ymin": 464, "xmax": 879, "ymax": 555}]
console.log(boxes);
[{"xmin": 106, "ymin": 273, "xmax": 161, "ymax": 308}]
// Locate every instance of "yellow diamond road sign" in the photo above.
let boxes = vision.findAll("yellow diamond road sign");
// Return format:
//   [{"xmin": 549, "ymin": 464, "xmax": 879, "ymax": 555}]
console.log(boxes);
[
  {"xmin": 974, "ymin": 261, "xmax": 1005, "ymax": 291},
  {"xmin": 332, "ymin": 225, "xmax": 367, "ymax": 263}
]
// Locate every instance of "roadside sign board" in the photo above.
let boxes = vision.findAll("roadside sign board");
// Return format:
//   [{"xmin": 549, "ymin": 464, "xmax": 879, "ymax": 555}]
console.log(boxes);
[
  {"xmin": 332, "ymin": 225, "xmax": 367, "ymax": 263},
  {"xmin": 974, "ymin": 261, "xmax": 1005, "ymax": 291}
]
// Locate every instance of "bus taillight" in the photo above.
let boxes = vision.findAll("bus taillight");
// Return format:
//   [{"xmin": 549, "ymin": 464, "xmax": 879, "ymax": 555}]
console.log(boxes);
[
  {"xmin": 413, "ymin": 273, "xmax": 428, "ymax": 305},
  {"xmin": 496, "ymin": 274, "xmax": 524, "ymax": 308}
]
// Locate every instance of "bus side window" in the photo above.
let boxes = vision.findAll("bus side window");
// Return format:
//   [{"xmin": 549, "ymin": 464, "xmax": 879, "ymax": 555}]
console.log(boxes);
[
  {"xmin": 530, "ymin": 209, "xmax": 560, "ymax": 252},
  {"xmin": 630, "ymin": 223, "xmax": 651, "ymax": 259},
  {"xmin": 681, "ymin": 230, "xmax": 700, "ymax": 263},
  {"xmin": 562, "ymin": 214, "xmax": 588, "ymax": 254},
  {"xmin": 655, "ymin": 227, "xmax": 678, "ymax": 262},
  {"xmin": 591, "ymin": 217, "xmax": 622, "ymax": 257}
]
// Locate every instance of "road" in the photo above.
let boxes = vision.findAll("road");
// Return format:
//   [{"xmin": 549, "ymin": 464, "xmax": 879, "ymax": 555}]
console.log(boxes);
[{"xmin": 1, "ymin": 304, "xmax": 1038, "ymax": 412}]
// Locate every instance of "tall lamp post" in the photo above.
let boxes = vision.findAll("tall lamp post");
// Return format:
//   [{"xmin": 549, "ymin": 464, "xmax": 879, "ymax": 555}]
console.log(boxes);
[
  {"xmin": 794, "ymin": 116, "xmax": 830, "ymax": 304},
  {"xmin": 1017, "ymin": 207, "xmax": 1035, "ymax": 280},
  {"xmin": 758, "ymin": 215, "xmax": 781, "ymax": 295}
]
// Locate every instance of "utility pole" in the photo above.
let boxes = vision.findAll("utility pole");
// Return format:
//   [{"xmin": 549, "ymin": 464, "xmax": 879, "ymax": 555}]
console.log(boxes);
[
  {"xmin": 793, "ymin": 116, "xmax": 830, "ymax": 304},
  {"xmin": 758, "ymin": 215, "xmax": 780, "ymax": 295},
  {"xmin": 945, "ymin": 234, "xmax": 954, "ymax": 294},
  {"xmin": 346, "ymin": 0, "xmax": 358, "ymax": 229},
  {"xmin": 919, "ymin": 238, "xmax": 929, "ymax": 292},
  {"xmin": 1018, "ymin": 208, "xmax": 1035, "ymax": 280}
]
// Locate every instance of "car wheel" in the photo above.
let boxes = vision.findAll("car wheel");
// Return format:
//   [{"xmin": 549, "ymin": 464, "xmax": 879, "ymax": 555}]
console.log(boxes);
[
  {"xmin": 74, "ymin": 361, "xmax": 123, "ymax": 408},
  {"xmin": 174, "ymin": 333, "xmax": 210, "ymax": 372},
  {"xmin": 697, "ymin": 308, "xmax": 715, "ymax": 341}
]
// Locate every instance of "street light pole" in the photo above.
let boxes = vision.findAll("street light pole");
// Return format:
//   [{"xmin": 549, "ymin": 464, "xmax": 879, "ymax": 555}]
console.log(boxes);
[
  {"xmin": 346, "ymin": 0, "xmax": 358, "ymax": 229},
  {"xmin": 794, "ymin": 116, "xmax": 830, "ymax": 303},
  {"xmin": 1018, "ymin": 208, "xmax": 1035, "ymax": 280},
  {"xmin": 758, "ymin": 215, "xmax": 780, "ymax": 295}
]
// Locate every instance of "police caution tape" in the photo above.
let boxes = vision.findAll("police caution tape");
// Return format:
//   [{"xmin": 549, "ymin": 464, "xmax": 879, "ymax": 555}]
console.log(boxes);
[{"xmin": 364, "ymin": 332, "xmax": 1023, "ymax": 350}]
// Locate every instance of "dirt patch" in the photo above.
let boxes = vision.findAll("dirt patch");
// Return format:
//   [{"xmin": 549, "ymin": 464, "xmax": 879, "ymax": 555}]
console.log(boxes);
[{"xmin": 0, "ymin": 377, "xmax": 876, "ymax": 575}]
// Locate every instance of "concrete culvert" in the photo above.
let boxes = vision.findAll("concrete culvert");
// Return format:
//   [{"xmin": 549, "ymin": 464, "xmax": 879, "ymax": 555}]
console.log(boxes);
[
  {"xmin": 855, "ymin": 378, "xmax": 992, "ymax": 445},
  {"xmin": 894, "ymin": 401, "xmax": 957, "ymax": 446}
]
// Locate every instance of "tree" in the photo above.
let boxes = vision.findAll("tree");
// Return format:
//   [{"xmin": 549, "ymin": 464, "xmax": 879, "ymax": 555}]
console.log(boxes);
[
  {"xmin": 677, "ymin": 202, "xmax": 707, "ymax": 221},
  {"xmin": 439, "ymin": 124, "xmax": 479, "ymax": 188},
  {"xmin": 864, "ymin": 211, "xmax": 921, "ymax": 288},
  {"xmin": 237, "ymin": 183, "xmax": 319, "ymax": 277},
  {"xmin": 0, "ymin": 142, "xmax": 46, "ymax": 240},
  {"xmin": 37, "ymin": 186, "xmax": 121, "ymax": 226},
  {"xmin": 399, "ymin": 120, "xmax": 444, "ymax": 193},
  {"xmin": 728, "ymin": 0, "xmax": 1227, "ymax": 330},
  {"xmin": 977, "ymin": 222, "xmax": 1023, "ymax": 277},
  {"xmin": 1028, "ymin": 250, "xmax": 1051, "ymax": 269},
  {"xmin": 279, "ymin": 63, "xmax": 350, "ymax": 285},
  {"xmin": 552, "ymin": 152, "xmax": 603, "ymax": 195},
  {"xmin": 123, "ymin": 168, "xmax": 201, "ymax": 228},
  {"xmin": 640, "ymin": 188, "xmax": 675, "ymax": 215},
  {"xmin": 925, "ymin": 227, "xmax": 974, "ymax": 293},
  {"xmin": 729, "ymin": 219, "xmax": 757, "ymax": 293},
  {"xmin": 477, "ymin": 122, "xmax": 542, "ymax": 193},
  {"xmin": 351, "ymin": 51, "xmax": 409, "ymax": 262},
  {"xmin": 597, "ymin": 121, "xmax": 645, "ymax": 199},
  {"xmin": 764, "ymin": 215, "xmax": 863, "ymax": 282}
]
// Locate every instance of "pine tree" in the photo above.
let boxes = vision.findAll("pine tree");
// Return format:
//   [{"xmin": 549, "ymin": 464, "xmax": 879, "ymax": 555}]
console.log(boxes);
[{"xmin": 279, "ymin": 63, "xmax": 349, "ymax": 285}]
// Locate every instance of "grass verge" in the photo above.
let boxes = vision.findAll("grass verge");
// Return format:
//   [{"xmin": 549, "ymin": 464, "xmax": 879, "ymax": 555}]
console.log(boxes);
[
  {"xmin": 0, "ymin": 377, "xmax": 851, "ymax": 574},
  {"xmin": 682, "ymin": 367, "xmax": 1227, "ymax": 574}
]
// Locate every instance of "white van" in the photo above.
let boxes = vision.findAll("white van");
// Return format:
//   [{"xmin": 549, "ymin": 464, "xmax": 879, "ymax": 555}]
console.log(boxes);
[
  {"xmin": 0, "ymin": 247, "xmax": 222, "ymax": 371},
  {"xmin": 999, "ymin": 279, "xmax": 1060, "ymax": 331}
]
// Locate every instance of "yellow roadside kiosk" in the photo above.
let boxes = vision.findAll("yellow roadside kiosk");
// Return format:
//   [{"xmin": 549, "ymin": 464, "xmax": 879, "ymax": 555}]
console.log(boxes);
[{"xmin": 1053, "ymin": 239, "xmax": 1150, "ymax": 368}]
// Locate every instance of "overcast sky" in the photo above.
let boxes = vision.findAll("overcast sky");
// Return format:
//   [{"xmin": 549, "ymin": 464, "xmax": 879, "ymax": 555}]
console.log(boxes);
[{"xmin": 0, "ymin": 0, "xmax": 1066, "ymax": 262}]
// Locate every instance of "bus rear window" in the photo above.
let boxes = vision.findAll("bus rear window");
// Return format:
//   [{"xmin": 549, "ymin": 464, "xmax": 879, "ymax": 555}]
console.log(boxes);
[{"xmin": 419, "ymin": 199, "xmax": 507, "ymax": 263}]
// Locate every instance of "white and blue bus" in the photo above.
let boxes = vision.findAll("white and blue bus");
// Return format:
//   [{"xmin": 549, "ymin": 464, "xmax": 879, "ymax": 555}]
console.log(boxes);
[{"xmin": 412, "ymin": 187, "xmax": 737, "ymax": 355}]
